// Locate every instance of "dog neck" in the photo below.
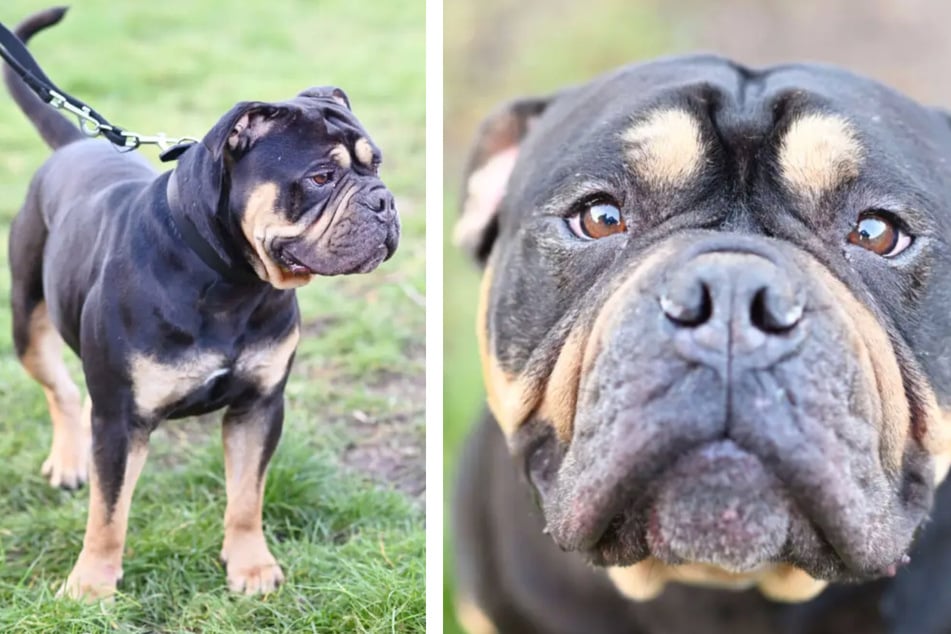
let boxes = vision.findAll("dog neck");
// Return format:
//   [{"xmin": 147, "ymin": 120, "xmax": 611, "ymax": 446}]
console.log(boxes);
[{"xmin": 163, "ymin": 170, "xmax": 262, "ymax": 285}]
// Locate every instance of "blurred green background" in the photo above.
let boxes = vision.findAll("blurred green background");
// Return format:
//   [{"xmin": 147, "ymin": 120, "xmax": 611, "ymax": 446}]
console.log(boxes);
[
  {"xmin": 443, "ymin": 0, "xmax": 951, "ymax": 630},
  {"xmin": 0, "ymin": 1, "xmax": 424, "ymax": 632}
]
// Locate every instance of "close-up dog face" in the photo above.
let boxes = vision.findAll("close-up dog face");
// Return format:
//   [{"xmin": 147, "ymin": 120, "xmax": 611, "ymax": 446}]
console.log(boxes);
[
  {"xmin": 457, "ymin": 56, "xmax": 951, "ymax": 599},
  {"xmin": 180, "ymin": 87, "xmax": 400, "ymax": 289}
]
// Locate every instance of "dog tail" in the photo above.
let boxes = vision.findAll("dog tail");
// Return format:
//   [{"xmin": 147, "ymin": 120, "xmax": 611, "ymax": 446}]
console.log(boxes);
[{"xmin": 3, "ymin": 7, "xmax": 84, "ymax": 149}]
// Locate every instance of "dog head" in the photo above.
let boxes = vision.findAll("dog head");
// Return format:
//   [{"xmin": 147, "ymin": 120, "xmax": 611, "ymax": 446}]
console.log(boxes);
[
  {"xmin": 457, "ymin": 56, "xmax": 951, "ymax": 601},
  {"xmin": 174, "ymin": 86, "xmax": 399, "ymax": 288}
]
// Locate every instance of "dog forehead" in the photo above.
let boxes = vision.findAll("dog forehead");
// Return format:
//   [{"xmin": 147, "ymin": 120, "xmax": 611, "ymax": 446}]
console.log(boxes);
[
  {"xmin": 290, "ymin": 94, "xmax": 369, "ymax": 137},
  {"xmin": 504, "ymin": 56, "xmax": 951, "ymax": 213}
]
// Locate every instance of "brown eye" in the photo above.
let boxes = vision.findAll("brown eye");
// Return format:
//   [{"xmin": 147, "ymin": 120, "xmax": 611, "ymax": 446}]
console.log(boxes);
[
  {"xmin": 312, "ymin": 171, "xmax": 333, "ymax": 186},
  {"xmin": 568, "ymin": 201, "xmax": 626, "ymax": 240},
  {"xmin": 847, "ymin": 212, "xmax": 911, "ymax": 257}
]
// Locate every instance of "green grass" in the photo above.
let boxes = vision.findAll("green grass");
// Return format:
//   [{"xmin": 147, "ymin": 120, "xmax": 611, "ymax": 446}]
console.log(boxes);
[
  {"xmin": 442, "ymin": 2, "xmax": 678, "ymax": 631},
  {"xmin": 0, "ymin": 1, "xmax": 424, "ymax": 632}
]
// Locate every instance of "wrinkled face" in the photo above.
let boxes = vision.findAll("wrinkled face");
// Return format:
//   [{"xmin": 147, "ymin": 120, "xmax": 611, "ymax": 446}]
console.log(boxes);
[
  {"xmin": 225, "ymin": 88, "xmax": 399, "ymax": 288},
  {"xmin": 463, "ymin": 57, "xmax": 951, "ymax": 600}
]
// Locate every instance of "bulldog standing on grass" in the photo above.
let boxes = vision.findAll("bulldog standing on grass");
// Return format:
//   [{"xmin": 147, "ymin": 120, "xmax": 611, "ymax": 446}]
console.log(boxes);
[
  {"xmin": 453, "ymin": 55, "xmax": 951, "ymax": 633},
  {"xmin": 3, "ymin": 7, "xmax": 398, "ymax": 600}
]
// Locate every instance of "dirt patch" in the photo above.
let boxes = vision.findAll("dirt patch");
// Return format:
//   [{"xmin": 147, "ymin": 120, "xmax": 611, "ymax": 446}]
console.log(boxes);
[
  {"xmin": 339, "ymin": 364, "xmax": 426, "ymax": 504},
  {"xmin": 342, "ymin": 414, "xmax": 425, "ymax": 503}
]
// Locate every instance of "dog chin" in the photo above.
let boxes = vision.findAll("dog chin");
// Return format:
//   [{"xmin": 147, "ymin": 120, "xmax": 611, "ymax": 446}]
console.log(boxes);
[
  {"xmin": 643, "ymin": 441, "xmax": 790, "ymax": 573},
  {"xmin": 274, "ymin": 267, "xmax": 314, "ymax": 288}
]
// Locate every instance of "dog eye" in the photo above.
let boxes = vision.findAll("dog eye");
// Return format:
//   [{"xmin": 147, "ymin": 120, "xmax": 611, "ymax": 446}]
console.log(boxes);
[
  {"xmin": 847, "ymin": 212, "xmax": 911, "ymax": 257},
  {"xmin": 312, "ymin": 171, "xmax": 334, "ymax": 186},
  {"xmin": 568, "ymin": 200, "xmax": 626, "ymax": 240}
]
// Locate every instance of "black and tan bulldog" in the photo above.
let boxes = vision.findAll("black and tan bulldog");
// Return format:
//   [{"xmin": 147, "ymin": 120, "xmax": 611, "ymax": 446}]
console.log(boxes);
[
  {"xmin": 453, "ymin": 55, "xmax": 951, "ymax": 633},
  {"xmin": 4, "ymin": 8, "xmax": 398, "ymax": 599}
]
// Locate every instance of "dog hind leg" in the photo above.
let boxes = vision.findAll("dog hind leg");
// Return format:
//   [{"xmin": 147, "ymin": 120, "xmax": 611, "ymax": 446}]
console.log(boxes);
[{"xmin": 9, "ymin": 199, "xmax": 88, "ymax": 489}]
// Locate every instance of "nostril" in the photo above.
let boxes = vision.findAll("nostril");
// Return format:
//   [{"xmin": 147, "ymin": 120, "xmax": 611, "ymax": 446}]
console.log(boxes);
[
  {"xmin": 369, "ymin": 190, "xmax": 393, "ymax": 214},
  {"xmin": 660, "ymin": 280, "xmax": 712, "ymax": 327},
  {"xmin": 750, "ymin": 287, "xmax": 803, "ymax": 333}
]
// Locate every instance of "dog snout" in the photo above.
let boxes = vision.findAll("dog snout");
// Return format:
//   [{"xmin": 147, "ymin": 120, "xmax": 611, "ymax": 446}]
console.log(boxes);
[
  {"xmin": 659, "ymin": 251, "xmax": 806, "ymax": 362},
  {"xmin": 365, "ymin": 187, "xmax": 396, "ymax": 216}
]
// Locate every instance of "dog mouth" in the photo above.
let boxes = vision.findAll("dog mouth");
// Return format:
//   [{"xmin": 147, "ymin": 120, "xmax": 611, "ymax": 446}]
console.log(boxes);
[
  {"xmin": 642, "ymin": 441, "xmax": 792, "ymax": 572},
  {"xmin": 270, "ymin": 230, "xmax": 396, "ymax": 279},
  {"xmin": 540, "ymin": 382, "xmax": 927, "ymax": 583},
  {"xmin": 549, "ymin": 435, "xmax": 919, "ymax": 583},
  {"xmin": 276, "ymin": 247, "xmax": 315, "ymax": 277},
  {"xmin": 586, "ymin": 441, "xmax": 797, "ymax": 573}
]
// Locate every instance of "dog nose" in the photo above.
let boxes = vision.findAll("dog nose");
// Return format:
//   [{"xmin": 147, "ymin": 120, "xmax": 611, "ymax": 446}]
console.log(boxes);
[
  {"xmin": 660, "ymin": 252, "xmax": 804, "ymax": 352},
  {"xmin": 366, "ymin": 188, "xmax": 395, "ymax": 214}
]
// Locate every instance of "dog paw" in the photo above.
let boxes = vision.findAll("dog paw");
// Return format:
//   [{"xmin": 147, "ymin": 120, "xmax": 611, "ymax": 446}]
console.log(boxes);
[
  {"xmin": 41, "ymin": 438, "xmax": 90, "ymax": 490},
  {"xmin": 57, "ymin": 552, "xmax": 122, "ymax": 601},
  {"xmin": 221, "ymin": 532, "xmax": 284, "ymax": 595}
]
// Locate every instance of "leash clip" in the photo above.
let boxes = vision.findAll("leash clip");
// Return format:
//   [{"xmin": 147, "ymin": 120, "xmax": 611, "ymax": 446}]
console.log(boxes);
[
  {"xmin": 1, "ymin": 20, "xmax": 197, "ymax": 159},
  {"xmin": 48, "ymin": 89, "xmax": 106, "ymax": 137},
  {"xmin": 45, "ymin": 89, "xmax": 199, "ymax": 153},
  {"xmin": 120, "ymin": 131, "xmax": 199, "ymax": 152}
]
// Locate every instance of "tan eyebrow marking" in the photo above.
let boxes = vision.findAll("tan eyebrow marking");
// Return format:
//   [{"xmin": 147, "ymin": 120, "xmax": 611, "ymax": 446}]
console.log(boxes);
[
  {"xmin": 778, "ymin": 113, "xmax": 863, "ymax": 203},
  {"xmin": 621, "ymin": 109, "xmax": 706, "ymax": 189},
  {"xmin": 329, "ymin": 144, "xmax": 351, "ymax": 169},
  {"xmin": 354, "ymin": 137, "xmax": 374, "ymax": 166}
]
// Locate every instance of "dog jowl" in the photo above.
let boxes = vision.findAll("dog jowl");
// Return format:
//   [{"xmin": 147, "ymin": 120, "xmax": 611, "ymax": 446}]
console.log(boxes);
[
  {"xmin": 455, "ymin": 54, "xmax": 951, "ymax": 613},
  {"xmin": 4, "ymin": 8, "xmax": 398, "ymax": 599}
]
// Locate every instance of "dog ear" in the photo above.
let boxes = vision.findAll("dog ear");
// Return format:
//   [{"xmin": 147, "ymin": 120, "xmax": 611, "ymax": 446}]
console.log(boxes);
[
  {"xmin": 299, "ymin": 86, "xmax": 352, "ymax": 110},
  {"xmin": 454, "ymin": 96, "xmax": 551, "ymax": 264},
  {"xmin": 202, "ymin": 101, "xmax": 293, "ymax": 160}
]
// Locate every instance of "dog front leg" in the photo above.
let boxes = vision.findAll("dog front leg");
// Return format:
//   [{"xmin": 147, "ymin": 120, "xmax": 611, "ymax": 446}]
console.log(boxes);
[
  {"xmin": 220, "ymin": 393, "xmax": 285, "ymax": 594},
  {"xmin": 59, "ymin": 405, "xmax": 149, "ymax": 601}
]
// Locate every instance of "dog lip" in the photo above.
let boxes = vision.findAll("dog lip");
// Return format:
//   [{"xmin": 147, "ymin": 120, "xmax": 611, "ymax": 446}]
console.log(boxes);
[
  {"xmin": 547, "ymin": 435, "xmax": 795, "ymax": 560},
  {"xmin": 545, "ymin": 442, "xmax": 682, "ymax": 553},
  {"xmin": 275, "ymin": 244, "xmax": 316, "ymax": 275},
  {"xmin": 557, "ymin": 428, "xmax": 916, "ymax": 579}
]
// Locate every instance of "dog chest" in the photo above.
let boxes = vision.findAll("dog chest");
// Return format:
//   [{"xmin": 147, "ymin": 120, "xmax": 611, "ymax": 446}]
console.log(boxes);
[{"xmin": 128, "ymin": 327, "xmax": 300, "ymax": 419}]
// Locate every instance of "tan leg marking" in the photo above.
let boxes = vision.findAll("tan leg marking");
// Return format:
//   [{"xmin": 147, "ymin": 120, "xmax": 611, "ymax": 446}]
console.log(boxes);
[
  {"xmin": 778, "ymin": 113, "xmax": 863, "ymax": 205},
  {"xmin": 59, "ymin": 440, "xmax": 149, "ymax": 601},
  {"xmin": 455, "ymin": 597, "xmax": 498, "ymax": 634},
  {"xmin": 21, "ymin": 303, "xmax": 89, "ymax": 488},
  {"xmin": 220, "ymin": 410, "xmax": 283, "ymax": 595},
  {"xmin": 622, "ymin": 109, "xmax": 706, "ymax": 189},
  {"xmin": 354, "ymin": 137, "xmax": 374, "ymax": 166}
]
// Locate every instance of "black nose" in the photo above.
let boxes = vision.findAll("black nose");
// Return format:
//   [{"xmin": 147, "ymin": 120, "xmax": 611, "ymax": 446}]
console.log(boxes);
[
  {"xmin": 366, "ymin": 188, "xmax": 395, "ymax": 214},
  {"xmin": 660, "ymin": 252, "xmax": 804, "ymax": 350}
]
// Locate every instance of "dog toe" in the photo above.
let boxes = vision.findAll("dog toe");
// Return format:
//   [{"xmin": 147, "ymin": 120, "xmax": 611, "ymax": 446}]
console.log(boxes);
[
  {"xmin": 41, "ymin": 448, "xmax": 89, "ymax": 490},
  {"xmin": 57, "ymin": 556, "xmax": 121, "ymax": 602},
  {"xmin": 228, "ymin": 563, "xmax": 284, "ymax": 595}
]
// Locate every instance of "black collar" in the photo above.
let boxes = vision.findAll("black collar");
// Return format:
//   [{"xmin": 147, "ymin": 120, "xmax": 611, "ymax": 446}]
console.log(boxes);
[{"xmin": 162, "ymin": 172, "xmax": 262, "ymax": 285}]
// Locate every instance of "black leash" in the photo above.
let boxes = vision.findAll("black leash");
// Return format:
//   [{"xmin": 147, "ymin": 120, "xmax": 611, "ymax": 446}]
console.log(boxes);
[
  {"xmin": 2, "ymin": 19, "xmax": 261, "ymax": 284},
  {"xmin": 0, "ymin": 20, "xmax": 197, "ymax": 161}
]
